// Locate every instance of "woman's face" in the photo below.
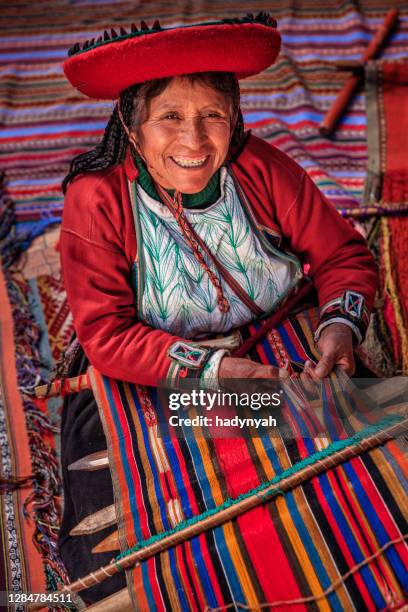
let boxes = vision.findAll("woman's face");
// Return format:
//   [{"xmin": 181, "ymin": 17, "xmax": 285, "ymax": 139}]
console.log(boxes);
[{"xmin": 133, "ymin": 76, "xmax": 234, "ymax": 194}]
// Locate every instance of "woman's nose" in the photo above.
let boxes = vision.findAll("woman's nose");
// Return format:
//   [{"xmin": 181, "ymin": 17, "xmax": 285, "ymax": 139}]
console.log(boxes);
[{"xmin": 178, "ymin": 116, "xmax": 208, "ymax": 147}]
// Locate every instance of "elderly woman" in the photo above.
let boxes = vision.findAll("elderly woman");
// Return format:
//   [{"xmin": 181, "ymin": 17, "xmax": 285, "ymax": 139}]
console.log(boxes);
[{"xmin": 59, "ymin": 14, "xmax": 377, "ymax": 606}]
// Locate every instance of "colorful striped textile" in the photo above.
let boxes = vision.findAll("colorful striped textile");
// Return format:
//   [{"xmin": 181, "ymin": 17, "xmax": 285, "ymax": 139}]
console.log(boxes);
[
  {"xmin": 90, "ymin": 307, "xmax": 408, "ymax": 611},
  {"xmin": 0, "ymin": 265, "xmax": 46, "ymax": 600},
  {"xmin": 1, "ymin": 0, "xmax": 408, "ymax": 244}
]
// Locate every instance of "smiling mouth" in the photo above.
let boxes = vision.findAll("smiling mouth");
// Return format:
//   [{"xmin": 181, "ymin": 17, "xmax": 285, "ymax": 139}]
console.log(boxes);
[{"xmin": 170, "ymin": 155, "xmax": 208, "ymax": 168}]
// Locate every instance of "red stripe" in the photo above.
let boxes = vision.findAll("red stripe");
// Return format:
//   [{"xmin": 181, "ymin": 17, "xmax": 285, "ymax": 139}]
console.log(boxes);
[
  {"xmin": 349, "ymin": 457, "xmax": 408, "ymax": 563},
  {"xmin": 211, "ymin": 435, "xmax": 304, "ymax": 602},
  {"xmin": 146, "ymin": 557, "xmax": 166, "ymax": 612}
]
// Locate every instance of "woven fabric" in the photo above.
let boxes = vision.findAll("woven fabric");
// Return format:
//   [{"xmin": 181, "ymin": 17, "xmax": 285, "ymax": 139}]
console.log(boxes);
[
  {"xmin": 364, "ymin": 60, "xmax": 408, "ymax": 213},
  {"xmin": 0, "ymin": 266, "xmax": 46, "ymax": 596},
  {"xmin": 90, "ymin": 307, "xmax": 408, "ymax": 610},
  {"xmin": 2, "ymin": 1, "xmax": 408, "ymax": 244}
]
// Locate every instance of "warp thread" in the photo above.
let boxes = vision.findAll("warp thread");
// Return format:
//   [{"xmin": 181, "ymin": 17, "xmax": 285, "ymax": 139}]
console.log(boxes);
[
  {"xmin": 114, "ymin": 414, "xmax": 403, "ymax": 563},
  {"xmin": 204, "ymin": 534, "xmax": 408, "ymax": 610}
]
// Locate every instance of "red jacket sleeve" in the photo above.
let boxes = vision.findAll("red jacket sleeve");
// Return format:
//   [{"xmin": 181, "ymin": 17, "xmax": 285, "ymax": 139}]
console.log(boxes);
[
  {"xmin": 280, "ymin": 169, "xmax": 378, "ymax": 309},
  {"xmin": 60, "ymin": 169, "xmax": 193, "ymax": 386},
  {"xmin": 233, "ymin": 136, "xmax": 378, "ymax": 340}
]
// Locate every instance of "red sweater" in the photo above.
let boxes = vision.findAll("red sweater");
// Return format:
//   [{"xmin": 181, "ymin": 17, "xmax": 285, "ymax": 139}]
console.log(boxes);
[{"xmin": 60, "ymin": 134, "xmax": 378, "ymax": 386}]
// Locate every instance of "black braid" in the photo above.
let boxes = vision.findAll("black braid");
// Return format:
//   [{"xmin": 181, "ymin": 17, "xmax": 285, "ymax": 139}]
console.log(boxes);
[{"xmin": 62, "ymin": 84, "xmax": 139, "ymax": 193}]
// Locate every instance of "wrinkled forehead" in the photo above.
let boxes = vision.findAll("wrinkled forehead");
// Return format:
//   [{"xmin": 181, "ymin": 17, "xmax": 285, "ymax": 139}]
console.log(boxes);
[
  {"xmin": 130, "ymin": 73, "xmax": 239, "ymax": 127},
  {"xmin": 146, "ymin": 77, "xmax": 232, "ymax": 114}
]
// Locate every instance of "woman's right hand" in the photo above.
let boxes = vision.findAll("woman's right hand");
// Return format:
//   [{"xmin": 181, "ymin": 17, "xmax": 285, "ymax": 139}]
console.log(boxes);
[{"xmin": 218, "ymin": 357, "xmax": 289, "ymax": 380}]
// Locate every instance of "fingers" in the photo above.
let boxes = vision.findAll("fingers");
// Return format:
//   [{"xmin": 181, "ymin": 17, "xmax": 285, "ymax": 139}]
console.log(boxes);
[
  {"xmin": 314, "ymin": 353, "xmax": 337, "ymax": 378},
  {"xmin": 300, "ymin": 361, "xmax": 320, "ymax": 396},
  {"xmin": 219, "ymin": 357, "xmax": 282, "ymax": 379},
  {"xmin": 336, "ymin": 354, "xmax": 356, "ymax": 376},
  {"xmin": 279, "ymin": 367, "xmax": 290, "ymax": 379}
]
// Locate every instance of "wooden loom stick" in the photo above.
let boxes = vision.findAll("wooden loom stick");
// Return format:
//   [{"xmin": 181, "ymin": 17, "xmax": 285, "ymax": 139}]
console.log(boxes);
[
  {"xmin": 33, "ymin": 372, "xmax": 90, "ymax": 399},
  {"xmin": 81, "ymin": 533, "xmax": 408, "ymax": 612},
  {"xmin": 84, "ymin": 535, "xmax": 408, "ymax": 612},
  {"xmin": 319, "ymin": 8, "xmax": 399, "ymax": 136},
  {"xmin": 29, "ymin": 415, "xmax": 408, "ymax": 608}
]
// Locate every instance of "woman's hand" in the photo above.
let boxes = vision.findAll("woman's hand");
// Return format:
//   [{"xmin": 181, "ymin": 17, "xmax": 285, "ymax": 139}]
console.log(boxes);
[
  {"xmin": 313, "ymin": 322, "xmax": 355, "ymax": 378},
  {"xmin": 219, "ymin": 357, "xmax": 289, "ymax": 380},
  {"xmin": 219, "ymin": 322, "xmax": 354, "ymax": 386}
]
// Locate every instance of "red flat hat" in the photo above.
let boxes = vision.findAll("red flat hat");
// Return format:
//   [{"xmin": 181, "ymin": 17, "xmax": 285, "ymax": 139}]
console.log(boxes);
[{"xmin": 63, "ymin": 13, "xmax": 281, "ymax": 99}]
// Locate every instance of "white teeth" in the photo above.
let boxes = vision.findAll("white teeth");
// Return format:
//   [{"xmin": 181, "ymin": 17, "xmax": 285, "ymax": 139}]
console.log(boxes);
[{"xmin": 171, "ymin": 156, "xmax": 207, "ymax": 168}]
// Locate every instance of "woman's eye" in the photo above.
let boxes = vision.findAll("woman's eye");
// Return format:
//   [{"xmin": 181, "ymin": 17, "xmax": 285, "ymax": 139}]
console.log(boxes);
[
  {"xmin": 163, "ymin": 113, "xmax": 180, "ymax": 120},
  {"xmin": 205, "ymin": 112, "xmax": 222, "ymax": 119}
]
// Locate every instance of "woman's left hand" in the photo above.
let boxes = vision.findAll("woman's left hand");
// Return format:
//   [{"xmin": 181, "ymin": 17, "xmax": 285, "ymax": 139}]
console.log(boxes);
[{"xmin": 307, "ymin": 322, "xmax": 355, "ymax": 379}]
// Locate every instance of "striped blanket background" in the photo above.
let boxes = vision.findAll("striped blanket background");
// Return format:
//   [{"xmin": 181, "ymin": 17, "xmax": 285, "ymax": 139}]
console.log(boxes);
[
  {"xmin": 1, "ymin": 0, "xmax": 408, "ymax": 244},
  {"xmin": 90, "ymin": 307, "xmax": 408, "ymax": 610},
  {"xmin": 1, "ymin": 0, "xmax": 408, "ymax": 604}
]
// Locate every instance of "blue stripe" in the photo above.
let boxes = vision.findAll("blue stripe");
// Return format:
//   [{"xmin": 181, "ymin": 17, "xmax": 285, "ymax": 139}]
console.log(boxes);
[
  {"xmin": 140, "ymin": 560, "xmax": 157, "ymax": 612},
  {"xmin": 1, "ymin": 122, "xmax": 105, "ymax": 137},
  {"xmin": 258, "ymin": 335, "xmax": 277, "ymax": 365},
  {"xmin": 342, "ymin": 461, "xmax": 408, "ymax": 591},
  {"xmin": 168, "ymin": 547, "xmax": 190, "ymax": 611},
  {"xmin": 288, "ymin": 50, "xmax": 408, "ymax": 62},
  {"xmin": 246, "ymin": 111, "xmax": 366, "ymax": 126},
  {"xmin": 285, "ymin": 491, "xmax": 343, "ymax": 610},
  {"xmin": 190, "ymin": 537, "xmax": 219, "ymax": 607},
  {"xmin": 0, "ymin": 49, "xmax": 67, "ymax": 60},
  {"xmin": 0, "ymin": 102, "xmax": 112, "ymax": 116},
  {"xmin": 9, "ymin": 177, "xmax": 62, "ymax": 187},
  {"xmin": 319, "ymin": 470, "xmax": 385, "ymax": 607},
  {"xmin": 103, "ymin": 378, "xmax": 142, "ymax": 538},
  {"xmin": 282, "ymin": 31, "xmax": 408, "ymax": 44},
  {"xmin": 160, "ymin": 424, "xmax": 195, "ymax": 520}
]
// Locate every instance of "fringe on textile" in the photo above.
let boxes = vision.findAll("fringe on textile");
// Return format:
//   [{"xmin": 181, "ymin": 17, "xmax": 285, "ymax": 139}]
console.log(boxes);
[
  {"xmin": 1, "ymin": 172, "xmax": 71, "ymax": 592},
  {"xmin": 1, "ymin": 269, "xmax": 69, "ymax": 597},
  {"xmin": 361, "ymin": 218, "xmax": 396, "ymax": 376}
]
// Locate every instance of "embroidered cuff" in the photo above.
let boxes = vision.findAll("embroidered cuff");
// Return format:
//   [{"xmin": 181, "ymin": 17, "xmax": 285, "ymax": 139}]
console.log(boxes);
[
  {"xmin": 315, "ymin": 291, "xmax": 370, "ymax": 345},
  {"xmin": 166, "ymin": 341, "xmax": 218, "ymax": 388},
  {"xmin": 200, "ymin": 349, "xmax": 229, "ymax": 390},
  {"xmin": 168, "ymin": 341, "xmax": 212, "ymax": 369}
]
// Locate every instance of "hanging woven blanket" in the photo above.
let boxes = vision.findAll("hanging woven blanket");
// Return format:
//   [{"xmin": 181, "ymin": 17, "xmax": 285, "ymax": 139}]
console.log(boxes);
[
  {"xmin": 86, "ymin": 307, "xmax": 408, "ymax": 611},
  {"xmin": 364, "ymin": 59, "xmax": 408, "ymax": 214},
  {"xmin": 362, "ymin": 59, "xmax": 408, "ymax": 375}
]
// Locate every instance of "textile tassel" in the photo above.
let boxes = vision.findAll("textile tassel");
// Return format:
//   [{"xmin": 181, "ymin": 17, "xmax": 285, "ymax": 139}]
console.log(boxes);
[
  {"xmin": 381, "ymin": 218, "xmax": 408, "ymax": 374},
  {"xmin": 3, "ymin": 267, "xmax": 69, "ymax": 588},
  {"xmin": 34, "ymin": 372, "xmax": 91, "ymax": 399},
  {"xmin": 0, "ymin": 171, "xmax": 25, "ymax": 268},
  {"xmin": 362, "ymin": 218, "xmax": 395, "ymax": 376},
  {"xmin": 23, "ymin": 401, "xmax": 70, "ymax": 588}
]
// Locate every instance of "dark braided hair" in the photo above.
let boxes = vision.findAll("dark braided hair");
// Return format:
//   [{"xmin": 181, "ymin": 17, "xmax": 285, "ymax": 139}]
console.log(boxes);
[{"xmin": 62, "ymin": 72, "xmax": 246, "ymax": 193}]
